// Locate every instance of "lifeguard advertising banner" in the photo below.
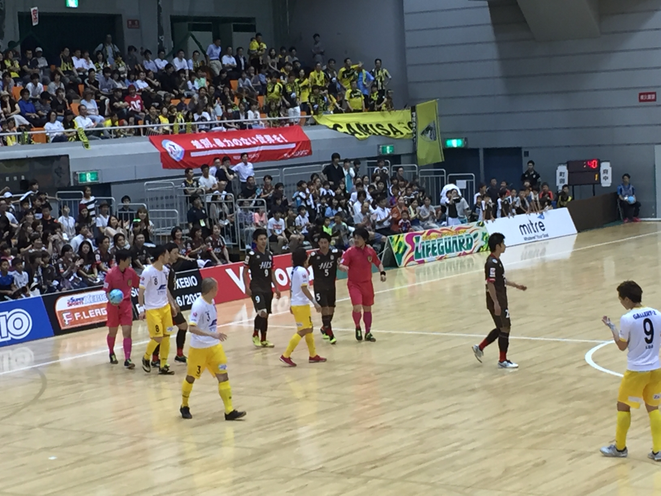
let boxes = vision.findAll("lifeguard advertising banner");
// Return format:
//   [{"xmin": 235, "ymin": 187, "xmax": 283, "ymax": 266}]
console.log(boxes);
[{"xmin": 150, "ymin": 127, "xmax": 313, "ymax": 169}]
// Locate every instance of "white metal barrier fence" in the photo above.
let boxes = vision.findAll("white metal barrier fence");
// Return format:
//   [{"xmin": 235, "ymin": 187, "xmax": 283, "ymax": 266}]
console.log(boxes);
[{"xmin": 447, "ymin": 173, "xmax": 477, "ymax": 205}]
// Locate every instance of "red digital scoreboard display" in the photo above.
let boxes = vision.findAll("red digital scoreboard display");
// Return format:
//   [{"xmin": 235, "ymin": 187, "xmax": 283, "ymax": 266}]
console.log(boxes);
[{"xmin": 567, "ymin": 159, "xmax": 600, "ymax": 185}]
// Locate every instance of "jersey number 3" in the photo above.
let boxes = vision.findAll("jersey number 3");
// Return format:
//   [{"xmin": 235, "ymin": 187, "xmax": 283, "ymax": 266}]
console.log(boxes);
[{"xmin": 644, "ymin": 318, "xmax": 654, "ymax": 344}]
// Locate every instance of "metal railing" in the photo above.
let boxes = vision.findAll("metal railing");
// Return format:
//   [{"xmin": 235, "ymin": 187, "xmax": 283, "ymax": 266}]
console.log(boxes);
[
  {"xmin": 149, "ymin": 209, "xmax": 180, "ymax": 244},
  {"xmin": 235, "ymin": 199, "xmax": 268, "ymax": 250},
  {"xmin": 366, "ymin": 159, "xmax": 392, "ymax": 180},
  {"xmin": 0, "ymin": 115, "xmax": 317, "ymax": 143},
  {"xmin": 419, "ymin": 168, "xmax": 448, "ymax": 206},
  {"xmin": 283, "ymin": 164, "xmax": 328, "ymax": 199},
  {"xmin": 207, "ymin": 195, "xmax": 238, "ymax": 247}
]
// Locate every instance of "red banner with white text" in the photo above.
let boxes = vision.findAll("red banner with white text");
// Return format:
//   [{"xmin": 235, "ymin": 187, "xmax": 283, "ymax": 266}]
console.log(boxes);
[
  {"xmin": 200, "ymin": 253, "xmax": 302, "ymax": 304},
  {"xmin": 149, "ymin": 127, "xmax": 313, "ymax": 169}
]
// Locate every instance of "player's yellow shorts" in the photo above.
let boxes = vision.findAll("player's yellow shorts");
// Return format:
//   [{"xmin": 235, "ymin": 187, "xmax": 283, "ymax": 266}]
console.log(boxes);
[
  {"xmin": 618, "ymin": 369, "xmax": 661, "ymax": 409},
  {"xmin": 145, "ymin": 304, "xmax": 174, "ymax": 338},
  {"xmin": 291, "ymin": 305, "xmax": 313, "ymax": 329},
  {"xmin": 187, "ymin": 344, "xmax": 228, "ymax": 379}
]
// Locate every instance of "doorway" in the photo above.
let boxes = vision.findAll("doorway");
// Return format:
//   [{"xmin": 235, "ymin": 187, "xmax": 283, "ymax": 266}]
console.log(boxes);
[{"xmin": 483, "ymin": 148, "xmax": 522, "ymax": 189}]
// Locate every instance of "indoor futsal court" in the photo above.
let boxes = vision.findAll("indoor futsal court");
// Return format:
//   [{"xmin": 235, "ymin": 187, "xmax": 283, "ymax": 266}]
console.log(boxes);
[{"xmin": 3, "ymin": 222, "xmax": 661, "ymax": 495}]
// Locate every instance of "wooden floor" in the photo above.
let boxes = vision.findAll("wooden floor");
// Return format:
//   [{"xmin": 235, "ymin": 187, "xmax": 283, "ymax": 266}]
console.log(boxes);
[{"xmin": 4, "ymin": 223, "xmax": 661, "ymax": 495}]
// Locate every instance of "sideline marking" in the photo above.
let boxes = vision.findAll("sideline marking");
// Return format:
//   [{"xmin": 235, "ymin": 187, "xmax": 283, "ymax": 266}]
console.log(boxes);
[
  {"xmin": 264, "ymin": 325, "xmax": 607, "ymax": 344},
  {"xmin": 0, "ymin": 228, "xmax": 655, "ymax": 377},
  {"xmin": 584, "ymin": 341, "xmax": 623, "ymax": 378}
]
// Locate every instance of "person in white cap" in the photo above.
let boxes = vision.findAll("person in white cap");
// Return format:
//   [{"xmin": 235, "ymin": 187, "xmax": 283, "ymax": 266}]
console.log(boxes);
[{"xmin": 34, "ymin": 47, "xmax": 51, "ymax": 85}]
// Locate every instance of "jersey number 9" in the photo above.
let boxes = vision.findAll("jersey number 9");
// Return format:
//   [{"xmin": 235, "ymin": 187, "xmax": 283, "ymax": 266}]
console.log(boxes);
[{"xmin": 644, "ymin": 318, "xmax": 654, "ymax": 345}]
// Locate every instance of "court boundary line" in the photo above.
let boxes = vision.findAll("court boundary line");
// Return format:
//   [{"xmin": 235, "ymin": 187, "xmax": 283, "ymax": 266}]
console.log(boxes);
[
  {"xmin": 584, "ymin": 341, "xmax": 623, "ymax": 378},
  {"xmin": 0, "ymin": 227, "xmax": 654, "ymax": 376},
  {"xmin": 263, "ymin": 324, "xmax": 608, "ymax": 345}
]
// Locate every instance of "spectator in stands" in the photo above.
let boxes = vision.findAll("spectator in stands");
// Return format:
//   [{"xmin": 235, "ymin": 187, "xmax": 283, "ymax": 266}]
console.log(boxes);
[
  {"xmin": 11, "ymin": 258, "xmax": 30, "ymax": 298},
  {"xmin": 173, "ymin": 49, "xmax": 190, "ymax": 75},
  {"xmin": 187, "ymin": 194, "xmax": 211, "ymax": 238},
  {"xmin": 56, "ymin": 244, "xmax": 85, "ymax": 291},
  {"xmin": 233, "ymin": 153, "xmax": 255, "ymax": 185},
  {"xmin": 222, "ymin": 47, "xmax": 238, "ymax": 79},
  {"xmin": 133, "ymin": 206, "xmax": 154, "ymax": 245},
  {"xmin": 182, "ymin": 167, "xmax": 203, "ymax": 200},
  {"xmin": 267, "ymin": 209, "xmax": 287, "ymax": 253},
  {"xmin": 117, "ymin": 196, "xmax": 134, "ymax": 226},
  {"xmin": 0, "ymin": 258, "xmax": 18, "ymax": 300},
  {"xmin": 371, "ymin": 59, "xmax": 391, "ymax": 96},
  {"xmin": 240, "ymin": 176, "xmax": 258, "ymax": 200},
  {"xmin": 516, "ymin": 190, "xmax": 530, "ymax": 215},
  {"xmin": 4, "ymin": 50, "xmax": 21, "ymax": 84},
  {"xmin": 26, "ymin": 73, "xmax": 44, "ymax": 101},
  {"xmin": 130, "ymin": 232, "xmax": 150, "ymax": 273},
  {"xmin": 207, "ymin": 223, "xmax": 230, "ymax": 265},
  {"xmin": 77, "ymin": 240, "xmax": 100, "ymax": 286},
  {"xmin": 198, "ymin": 164, "xmax": 220, "ymax": 202},
  {"xmin": 557, "ymin": 185, "xmax": 572, "ymax": 208},
  {"xmin": 346, "ymin": 80, "xmax": 365, "ymax": 113},
  {"xmin": 124, "ymin": 84, "xmax": 145, "ymax": 119},
  {"xmin": 484, "ymin": 177, "xmax": 500, "ymax": 203},
  {"xmin": 75, "ymin": 105, "xmax": 101, "ymax": 137},
  {"xmin": 44, "ymin": 110, "xmax": 67, "ymax": 142},
  {"xmin": 79, "ymin": 186, "xmax": 97, "ymax": 221},
  {"xmin": 95, "ymin": 35, "xmax": 120, "ymax": 66},
  {"xmin": 212, "ymin": 156, "xmax": 235, "ymax": 195},
  {"xmin": 20, "ymin": 49, "xmax": 40, "ymax": 86},
  {"xmin": 618, "ymin": 173, "xmax": 641, "ymax": 223},
  {"xmin": 94, "ymin": 235, "xmax": 113, "ymax": 281},
  {"xmin": 322, "ymin": 153, "xmax": 345, "ymax": 190},
  {"xmin": 522, "ymin": 160, "xmax": 541, "ymax": 188},
  {"xmin": 18, "ymin": 88, "xmax": 45, "ymax": 127},
  {"xmin": 96, "ymin": 202, "xmax": 110, "ymax": 235},
  {"xmin": 207, "ymin": 38, "xmax": 223, "ymax": 76}
]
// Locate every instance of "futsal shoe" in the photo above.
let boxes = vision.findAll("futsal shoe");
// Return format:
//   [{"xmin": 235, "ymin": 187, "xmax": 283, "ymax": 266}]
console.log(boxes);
[
  {"xmin": 252, "ymin": 335, "xmax": 262, "ymax": 347},
  {"xmin": 175, "ymin": 355, "xmax": 187, "ymax": 364},
  {"xmin": 634, "ymin": 217, "xmax": 641, "ymax": 223},
  {"xmin": 180, "ymin": 406, "xmax": 192, "ymax": 419},
  {"xmin": 109, "ymin": 353, "xmax": 118, "ymax": 365},
  {"xmin": 364, "ymin": 332, "xmax": 376, "ymax": 342},
  {"xmin": 320, "ymin": 327, "xmax": 329, "ymax": 340},
  {"xmin": 151, "ymin": 357, "xmax": 160, "ymax": 368},
  {"xmin": 141, "ymin": 357, "xmax": 151, "ymax": 373},
  {"xmin": 648, "ymin": 451, "xmax": 661, "ymax": 462},
  {"xmin": 472, "ymin": 344, "xmax": 483, "ymax": 363},
  {"xmin": 279, "ymin": 355, "xmax": 297, "ymax": 367},
  {"xmin": 600, "ymin": 444, "xmax": 628, "ymax": 458},
  {"xmin": 124, "ymin": 359, "xmax": 135, "ymax": 370},
  {"xmin": 261, "ymin": 340, "xmax": 275, "ymax": 348},
  {"xmin": 498, "ymin": 360, "xmax": 518, "ymax": 369},
  {"xmin": 225, "ymin": 410, "xmax": 247, "ymax": 421},
  {"xmin": 327, "ymin": 330, "xmax": 337, "ymax": 345},
  {"xmin": 623, "ymin": 218, "xmax": 630, "ymax": 224},
  {"xmin": 309, "ymin": 355, "xmax": 327, "ymax": 363},
  {"xmin": 158, "ymin": 365, "xmax": 175, "ymax": 375},
  {"xmin": 355, "ymin": 327, "xmax": 363, "ymax": 341}
]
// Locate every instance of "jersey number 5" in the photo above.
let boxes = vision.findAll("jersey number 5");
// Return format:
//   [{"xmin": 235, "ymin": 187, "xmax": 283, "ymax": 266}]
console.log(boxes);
[{"xmin": 644, "ymin": 318, "xmax": 654, "ymax": 344}]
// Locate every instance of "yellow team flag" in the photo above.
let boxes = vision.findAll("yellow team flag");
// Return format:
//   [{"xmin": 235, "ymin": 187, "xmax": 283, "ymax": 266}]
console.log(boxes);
[
  {"xmin": 415, "ymin": 100, "xmax": 443, "ymax": 165},
  {"xmin": 314, "ymin": 110, "xmax": 413, "ymax": 140}
]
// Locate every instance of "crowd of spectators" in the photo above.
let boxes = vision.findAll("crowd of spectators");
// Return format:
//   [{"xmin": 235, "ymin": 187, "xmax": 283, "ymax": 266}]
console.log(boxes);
[{"xmin": 0, "ymin": 32, "xmax": 395, "ymax": 145}]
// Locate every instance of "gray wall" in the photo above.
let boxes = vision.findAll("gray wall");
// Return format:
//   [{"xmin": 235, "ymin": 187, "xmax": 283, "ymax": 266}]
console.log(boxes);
[
  {"xmin": 404, "ymin": 0, "xmax": 661, "ymax": 215},
  {"xmin": 286, "ymin": 0, "xmax": 409, "ymax": 108},
  {"xmin": 3, "ymin": 0, "xmax": 275, "ymax": 56}
]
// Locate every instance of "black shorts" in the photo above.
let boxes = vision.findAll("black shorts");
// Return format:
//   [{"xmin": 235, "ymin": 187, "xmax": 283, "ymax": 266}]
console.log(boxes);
[
  {"xmin": 251, "ymin": 291, "xmax": 273, "ymax": 315},
  {"xmin": 487, "ymin": 296, "xmax": 511, "ymax": 329},
  {"xmin": 173, "ymin": 311, "xmax": 187, "ymax": 326},
  {"xmin": 314, "ymin": 287, "xmax": 336, "ymax": 308}
]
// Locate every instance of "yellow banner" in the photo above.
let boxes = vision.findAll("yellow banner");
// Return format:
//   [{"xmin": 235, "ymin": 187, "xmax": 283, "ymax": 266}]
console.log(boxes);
[
  {"xmin": 314, "ymin": 110, "xmax": 413, "ymax": 140},
  {"xmin": 416, "ymin": 100, "xmax": 443, "ymax": 165}
]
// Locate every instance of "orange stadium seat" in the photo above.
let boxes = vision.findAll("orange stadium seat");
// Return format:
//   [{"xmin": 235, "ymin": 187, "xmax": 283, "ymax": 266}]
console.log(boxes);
[
  {"xmin": 230, "ymin": 80, "xmax": 238, "ymax": 91},
  {"xmin": 11, "ymin": 86, "xmax": 21, "ymax": 101},
  {"xmin": 70, "ymin": 102, "xmax": 80, "ymax": 115},
  {"xmin": 31, "ymin": 128, "xmax": 47, "ymax": 144}
]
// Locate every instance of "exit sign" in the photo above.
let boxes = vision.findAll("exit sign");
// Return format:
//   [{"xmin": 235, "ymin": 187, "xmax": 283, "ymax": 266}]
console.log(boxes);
[
  {"xmin": 66, "ymin": 0, "xmax": 79, "ymax": 8},
  {"xmin": 77, "ymin": 171, "xmax": 99, "ymax": 184},
  {"xmin": 444, "ymin": 138, "xmax": 467, "ymax": 148},
  {"xmin": 378, "ymin": 144, "xmax": 394, "ymax": 155}
]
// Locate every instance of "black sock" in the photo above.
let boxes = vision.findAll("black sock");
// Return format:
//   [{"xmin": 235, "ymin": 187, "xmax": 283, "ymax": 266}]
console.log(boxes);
[
  {"xmin": 261, "ymin": 317, "xmax": 268, "ymax": 342},
  {"xmin": 322, "ymin": 315, "xmax": 331, "ymax": 329},
  {"xmin": 479, "ymin": 328, "xmax": 499, "ymax": 350},
  {"xmin": 176, "ymin": 328, "xmax": 186, "ymax": 351},
  {"xmin": 253, "ymin": 316, "xmax": 263, "ymax": 337},
  {"xmin": 498, "ymin": 332, "xmax": 510, "ymax": 361}
]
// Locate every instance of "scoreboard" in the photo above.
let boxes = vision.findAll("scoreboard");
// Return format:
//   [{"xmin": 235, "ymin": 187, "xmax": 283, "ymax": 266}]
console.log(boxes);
[{"xmin": 567, "ymin": 159, "xmax": 600, "ymax": 186}]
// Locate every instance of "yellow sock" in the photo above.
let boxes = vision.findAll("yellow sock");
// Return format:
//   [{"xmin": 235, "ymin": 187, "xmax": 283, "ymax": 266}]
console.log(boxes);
[
  {"xmin": 284, "ymin": 333, "xmax": 302, "ymax": 358},
  {"xmin": 182, "ymin": 380, "xmax": 193, "ymax": 407},
  {"xmin": 649, "ymin": 409, "xmax": 661, "ymax": 453},
  {"xmin": 218, "ymin": 381, "xmax": 233, "ymax": 414},
  {"xmin": 144, "ymin": 339, "xmax": 159, "ymax": 360},
  {"xmin": 159, "ymin": 334, "xmax": 171, "ymax": 366},
  {"xmin": 616, "ymin": 411, "xmax": 631, "ymax": 451},
  {"xmin": 305, "ymin": 333, "xmax": 317, "ymax": 357}
]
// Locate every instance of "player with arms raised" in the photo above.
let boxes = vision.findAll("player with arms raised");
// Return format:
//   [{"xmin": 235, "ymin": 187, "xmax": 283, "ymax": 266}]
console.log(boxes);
[
  {"xmin": 309, "ymin": 232, "xmax": 341, "ymax": 344},
  {"xmin": 600, "ymin": 281, "xmax": 661, "ymax": 461},
  {"xmin": 280, "ymin": 248, "xmax": 326, "ymax": 366},
  {"xmin": 180, "ymin": 277, "xmax": 246, "ymax": 421},
  {"xmin": 338, "ymin": 227, "xmax": 386, "ymax": 342},
  {"xmin": 103, "ymin": 249, "xmax": 139, "ymax": 369},
  {"xmin": 138, "ymin": 245, "xmax": 177, "ymax": 375},
  {"xmin": 243, "ymin": 228, "xmax": 281, "ymax": 348},
  {"xmin": 472, "ymin": 232, "xmax": 527, "ymax": 368}
]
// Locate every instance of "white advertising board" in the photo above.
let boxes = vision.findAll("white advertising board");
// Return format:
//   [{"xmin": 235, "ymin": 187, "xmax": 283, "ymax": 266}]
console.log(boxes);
[{"xmin": 485, "ymin": 208, "xmax": 577, "ymax": 247}]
